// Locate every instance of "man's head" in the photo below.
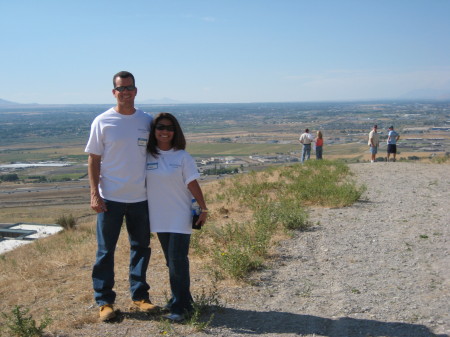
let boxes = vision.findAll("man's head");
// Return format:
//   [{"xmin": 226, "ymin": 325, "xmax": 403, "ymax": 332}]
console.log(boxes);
[
  {"xmin": 373, "ymin": 124, "xmax": 378, "ymax": 131},
  {"xmin": 305, "ymin": 128, "xmax": 309, "ymax": 133},
  {"xmin": 388, "ymin": 126, "xmax": 394, "ymax": 130},
  {"xmin": 113, "ymin": 71, "xmax": 135, "ymax": 87},
  {"xmin": 112, "ymin": 71, "xmax": 137, "ymax": 108}
]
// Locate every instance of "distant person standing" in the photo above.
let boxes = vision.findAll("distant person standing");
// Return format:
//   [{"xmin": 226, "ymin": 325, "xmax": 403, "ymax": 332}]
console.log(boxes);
[
  {"xmin": 315, "ymin": 131, "xmax": 324, "ymax": 160},
  {"xmin": 387, "ymin": 126, "xmax": 400, "ymax": 162},
  {"xmin": 85, "ymin": 71, "xmax": 158, "ymax": 321},
  {"xmin": 368, "ymin": 124, "xmax": 380, "ymax": 163},
  {"xmin": 299, "ymin": 128, "xmax": 314, "ymax": 163}
]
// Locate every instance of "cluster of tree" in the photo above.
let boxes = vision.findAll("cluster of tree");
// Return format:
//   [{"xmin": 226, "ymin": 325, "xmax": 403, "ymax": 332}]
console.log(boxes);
[
  {"xmin": 0, "ymin": 173, "xmax": 19, "ymax": 182},
  {"xmin": 202, "ymin": 167, "xmax": 239, "ymax": 175},
  {"xmin": 27, "ymin": 175, "xmax": 48, "ymax": 182}
]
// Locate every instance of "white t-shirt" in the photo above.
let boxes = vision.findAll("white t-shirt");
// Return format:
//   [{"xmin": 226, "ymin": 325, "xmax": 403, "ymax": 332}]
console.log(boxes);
[
  {"xmin": 85, "ymin": 108, "xmax": 152, "ymax": 202},
  {"xmin": 299, "ymin": 132, "xmax": 314, "ymax": 144},
  {"xmin": 146, "ymin": 149, "xmax": 200, "ymax": 234}
]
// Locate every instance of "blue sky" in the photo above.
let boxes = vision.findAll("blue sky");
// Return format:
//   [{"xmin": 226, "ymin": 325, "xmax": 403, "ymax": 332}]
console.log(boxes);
[{"xmin": 1, "ymin": 0, "xmax": 450, "ymax": 104}]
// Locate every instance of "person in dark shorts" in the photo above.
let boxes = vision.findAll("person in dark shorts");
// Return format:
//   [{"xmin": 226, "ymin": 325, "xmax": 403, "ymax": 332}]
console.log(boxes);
[{"xmin": 387, "ymin": 126, "xmax": 400, "ymax": 162}]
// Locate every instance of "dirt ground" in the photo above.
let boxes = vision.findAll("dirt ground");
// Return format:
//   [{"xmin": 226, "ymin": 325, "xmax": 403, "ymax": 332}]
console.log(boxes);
[{"xmin": 43, "ymin": 162, "xmax": 448, "ymax": 337}]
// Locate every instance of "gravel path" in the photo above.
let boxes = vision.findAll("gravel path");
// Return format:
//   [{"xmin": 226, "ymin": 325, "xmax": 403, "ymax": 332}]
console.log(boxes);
[{"xmin": 64, "ymin": 162, "xmax": 449, "ymax": 337}]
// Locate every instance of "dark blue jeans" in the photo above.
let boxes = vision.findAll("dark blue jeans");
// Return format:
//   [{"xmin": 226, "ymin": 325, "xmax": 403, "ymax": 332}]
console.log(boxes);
[
  {"xmin": 157, "ymin": 233, "xmax": 193, "ymax": 315},
  {"xmin": 302, "ymin": 144, "xmax": 311, "ymax": 163},
  {"xmin": 92, "ymin": 199, "xmax": 151, "ymax": 306},
  {"xmin": 315, "ymin": 145, "xmax": 323, "ymax": 159}
]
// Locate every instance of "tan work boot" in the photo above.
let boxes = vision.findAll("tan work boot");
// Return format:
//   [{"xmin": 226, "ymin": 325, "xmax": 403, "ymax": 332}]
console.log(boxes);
[
  {"xmin": 99, "ymin": 304, "xmax": 116, "ymax": 321},
  {"xmin": 132, "ymin": 299, "xmax": 160, "ymax": 313}
]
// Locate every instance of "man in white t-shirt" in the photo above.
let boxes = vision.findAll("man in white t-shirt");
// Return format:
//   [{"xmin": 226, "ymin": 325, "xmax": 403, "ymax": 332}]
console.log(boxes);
[
  {"xmin": 368, "ymin": 124, "xmax": 380, "ymax": 163},
  {"xmin": 299, "ymin": 128, "xmax": 314, "ymax": 163},
  {"xmin": 85, "ymin": 71, "xmax": 158, "ymax": 321}
]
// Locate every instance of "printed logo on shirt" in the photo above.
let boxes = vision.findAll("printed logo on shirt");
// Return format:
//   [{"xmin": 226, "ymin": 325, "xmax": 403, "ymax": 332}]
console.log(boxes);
[
  {"xmin": 147, "ymin": 162, "xmax": 158, "ymax": 170},
  {"xmin": 138, "ymin": 138, "xmax": 148, "ymax": 146}
]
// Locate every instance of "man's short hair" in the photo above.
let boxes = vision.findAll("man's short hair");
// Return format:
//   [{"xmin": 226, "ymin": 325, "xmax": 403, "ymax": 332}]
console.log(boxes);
[
  {"xmin": 113, "ymin": 71, "xmax": 135, "ymax": 87},
  {"xmin": 373, "ymin": 124, "xmax": 378, "ymax": 128},
  {"xmin": 305, "ymin": 128, "xmax": 309, "ymax": 132}
]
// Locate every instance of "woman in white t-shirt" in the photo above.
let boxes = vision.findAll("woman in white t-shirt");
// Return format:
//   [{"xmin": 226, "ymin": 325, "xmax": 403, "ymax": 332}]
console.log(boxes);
[{"xmin": 146, "ymin": 112, "xmax": 208, "ymax": 322}]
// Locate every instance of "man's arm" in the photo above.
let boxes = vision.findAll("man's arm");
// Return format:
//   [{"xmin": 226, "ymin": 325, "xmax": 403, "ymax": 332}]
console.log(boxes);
[{"xmin": 88, "ymin": 153, "xmax": 106, "ymax": 213}]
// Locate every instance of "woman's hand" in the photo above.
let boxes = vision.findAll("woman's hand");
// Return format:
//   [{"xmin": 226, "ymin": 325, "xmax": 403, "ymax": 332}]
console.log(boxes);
[{"xmin": 195, "ymin": 211, "xmax": 208, "ymax": 227}]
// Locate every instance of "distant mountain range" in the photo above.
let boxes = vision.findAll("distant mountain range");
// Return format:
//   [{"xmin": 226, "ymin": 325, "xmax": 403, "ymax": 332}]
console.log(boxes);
[
  {"xmin": 0, "ymin": 98, "xmax": 19, "ymax": 105},
  {"xmin": 0, "ymin": 97, "xmax": 185, "ymax": 105},
  {"xmin": 2, "ymin": 92, "xmax": 450, "ymax": 106}
]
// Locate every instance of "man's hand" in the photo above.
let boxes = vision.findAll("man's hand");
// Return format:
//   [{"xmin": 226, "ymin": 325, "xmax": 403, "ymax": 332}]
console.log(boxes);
[
  {"xmin": 88, "ymin": 153, "xmax": 105, "ymax": 213},
  {"xmin": 91, "ymin": 192, "xmax": 107, "ymax": 213}
]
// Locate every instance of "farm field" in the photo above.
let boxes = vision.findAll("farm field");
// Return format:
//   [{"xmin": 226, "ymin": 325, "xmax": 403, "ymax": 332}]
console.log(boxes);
[{"xmin": 1, "ymin": 100, "xmax": 449, "ymax": 225}]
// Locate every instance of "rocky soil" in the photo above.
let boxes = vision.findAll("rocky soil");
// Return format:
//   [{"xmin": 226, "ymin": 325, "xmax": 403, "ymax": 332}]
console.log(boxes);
[{"xmin": 60, "ymin": 162, "xmax": 450, "ymax": 337}]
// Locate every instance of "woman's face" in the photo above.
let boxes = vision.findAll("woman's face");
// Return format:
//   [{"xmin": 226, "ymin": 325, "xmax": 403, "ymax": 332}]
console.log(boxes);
[{"xmin": 155, "ymin": 118, "xmax": 175, "ymax": 149}]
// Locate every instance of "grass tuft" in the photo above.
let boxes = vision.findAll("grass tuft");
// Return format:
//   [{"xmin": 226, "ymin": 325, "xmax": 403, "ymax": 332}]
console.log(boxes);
[{"xmin": 55, "ymin": 213, "xmax": 77, "ymax": 230}]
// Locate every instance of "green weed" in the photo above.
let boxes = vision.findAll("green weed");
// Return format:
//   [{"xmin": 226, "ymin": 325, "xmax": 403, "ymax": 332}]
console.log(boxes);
[{"xmin": 1, "ymin": 305, "xmax": 52, "ymax": 337}]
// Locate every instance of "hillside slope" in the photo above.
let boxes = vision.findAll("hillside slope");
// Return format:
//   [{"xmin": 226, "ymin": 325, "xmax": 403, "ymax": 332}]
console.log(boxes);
[{"xmin": 64, "ymin": 162, "xmax": 449, "ymax": 337}]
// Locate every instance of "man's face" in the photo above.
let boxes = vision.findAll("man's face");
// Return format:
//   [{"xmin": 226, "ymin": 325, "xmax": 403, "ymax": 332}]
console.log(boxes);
[{"xmin": 112, "ymin": 76, "xmax": 137, "ymax": 105}]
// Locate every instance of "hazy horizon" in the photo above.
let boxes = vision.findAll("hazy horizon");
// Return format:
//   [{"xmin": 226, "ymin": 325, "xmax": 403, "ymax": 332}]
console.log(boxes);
[{"xmin": 2, "ymin": 97, "xmax": 450, "ymax": 108}]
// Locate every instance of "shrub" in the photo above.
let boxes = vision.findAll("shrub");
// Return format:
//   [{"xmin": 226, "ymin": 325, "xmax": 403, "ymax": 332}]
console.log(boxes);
[
  {"xmin": 0, "ymin": 173, "xmax": 19, "ymax": 182},
  {"xmin": 431, "ymin": 154, "xmax": 450, "ymax": 164},
  {"xmin": 55, "ymin": 213, "xmax": 77, "ymax": 230},
  {"xmin": 1, "ymin": 305, "xmax": 52, "ymax": 337}
]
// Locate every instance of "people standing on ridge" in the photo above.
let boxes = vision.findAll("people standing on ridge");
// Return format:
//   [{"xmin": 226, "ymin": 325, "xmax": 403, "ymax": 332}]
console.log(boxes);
[
  {"xmin": 146, "ymin": 113, "xmax": 208, "ymax": 322},
  {"xmin": 85, "ymin": 71, "xmax": 158, "ymax": 322},
  {"xmin": 315, "ymin": 131, "xmax": 324, "ymax": 160},
  {"xmin": 299, "ymin": 128, "xmax": 314, "ymax": 163},
  {"xmin": 368, "ymin": 124, "xmax": 380, "ymax": 163},
  {"xmin": 386, "ymin": 125, "xmax": 400, "ymax": 162}
]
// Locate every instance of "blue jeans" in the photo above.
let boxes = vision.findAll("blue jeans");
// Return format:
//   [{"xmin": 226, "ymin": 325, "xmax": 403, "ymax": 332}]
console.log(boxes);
[
  {"xmin": 157, "ymin": 233, "xmax": 193, "ymax": 315},
  {"xmin": 302, "ymin": 144, "xmax": 311, "ymax": 163},
  {"xmin": 315, "ymin": 146, "xmax": 323, "ymax": 159},
  {"xmin": 92, "ymin": 199, "xmax": 151, "ymax": 306}
]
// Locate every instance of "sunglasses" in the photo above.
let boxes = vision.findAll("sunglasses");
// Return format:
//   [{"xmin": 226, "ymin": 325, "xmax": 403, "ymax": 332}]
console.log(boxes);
[
  {"xmin": 114, "ymin": 85, "xmax": 136, "ymax": 92},
  {"xmin": 155, "ymin": 124, "xmax": 175, "ymax": 132}
]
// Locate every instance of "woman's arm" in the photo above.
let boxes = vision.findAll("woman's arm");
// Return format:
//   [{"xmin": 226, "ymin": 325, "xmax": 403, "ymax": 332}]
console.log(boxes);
[{"xmin": 188, "ymin": 179, "xmax": 208, "ymax": 226}]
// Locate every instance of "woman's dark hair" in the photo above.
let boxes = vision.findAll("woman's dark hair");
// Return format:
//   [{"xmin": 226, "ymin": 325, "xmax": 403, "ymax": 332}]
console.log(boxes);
[{"xmin": 147, "ymin": 112, "xmax": 186, "ymax": 157}]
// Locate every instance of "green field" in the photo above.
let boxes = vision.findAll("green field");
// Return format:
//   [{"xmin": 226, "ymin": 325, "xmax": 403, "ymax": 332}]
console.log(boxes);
[{"xmin": 187, "ymin": 142, "xmax": 300, "ymax": 156}]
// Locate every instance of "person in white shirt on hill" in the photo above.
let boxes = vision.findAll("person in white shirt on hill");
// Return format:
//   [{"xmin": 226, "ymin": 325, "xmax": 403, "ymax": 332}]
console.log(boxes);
[
  {"xmin": 146, "ymin": 112, "xmax": 208, "ymax": 322},
  {"xmin": 85, "ymin": 71, "xmax": 158, "ymax": 321},
  {"xmin": 299, "ymin": 128, "xmax": 314, "ymax": 163}
]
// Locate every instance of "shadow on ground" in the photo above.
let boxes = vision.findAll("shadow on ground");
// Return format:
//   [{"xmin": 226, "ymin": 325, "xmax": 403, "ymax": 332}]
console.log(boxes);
[{"xmin": 208, "ymin": 307, "xmax": 448, "ymax": 337}]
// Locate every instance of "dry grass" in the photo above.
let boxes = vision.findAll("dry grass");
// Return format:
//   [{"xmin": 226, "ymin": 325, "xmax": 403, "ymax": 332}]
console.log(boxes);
[
  {"xmin": 0, "ymin": 161, "xmax": 364, "ymax": 335},
  {"xmin": 0, "ymin": 177, "xmax": 248, "ymax": 334}
]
